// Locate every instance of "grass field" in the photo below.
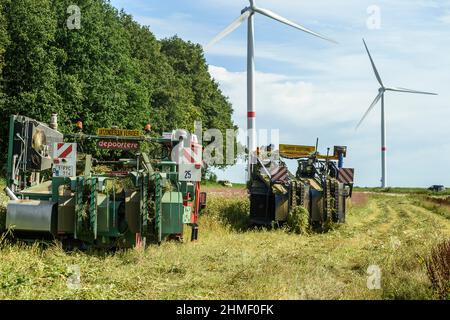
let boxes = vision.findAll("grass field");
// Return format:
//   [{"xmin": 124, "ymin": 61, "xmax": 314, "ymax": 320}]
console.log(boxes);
[{"xmin": 0, "ymin": 180, "xmax": 449, "ymax": 300}]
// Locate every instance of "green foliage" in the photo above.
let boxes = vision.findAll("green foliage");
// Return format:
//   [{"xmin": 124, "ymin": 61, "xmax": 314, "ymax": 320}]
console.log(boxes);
[
  {"xmin": 160, "ymin": 37, "xmax": 237, "ymax": 168},
  {"xmin": 204, "ymin": 170, "xmax": 218, "ymax": 183},
  {"xmin": 202, "ymin": 194, "xmax": 249, "ymax": 232},
  {"xmin": 0, "ymin": 0, "xmax": 235, "ymax": 164},
  {"xmin": 160, "ymin": 37, "xmax": 235, "ymax": 131},
  {"xmin": 3, "ymin": 0, "xmax": 61, "ymax": 117},
  {"xmin": 0, "ymin": 3, "xmax": 8, "ymax": 167},
  {"xmin": 287, "ymin": 205, "xmax": 310, "ymax": 234},
  {"xmin": 412, "ymin": 196, "xmax": 450, "ymax": 220}
]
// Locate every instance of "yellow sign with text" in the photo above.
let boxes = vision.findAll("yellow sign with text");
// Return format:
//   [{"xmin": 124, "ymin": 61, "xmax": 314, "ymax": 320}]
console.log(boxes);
[
  {"xmin": 97, "ymin": 128, "xmax": 141, "ymax": 138},
  {"xmin": 279, "ymin": 144, "xmax": 316, "ymax": 158}
]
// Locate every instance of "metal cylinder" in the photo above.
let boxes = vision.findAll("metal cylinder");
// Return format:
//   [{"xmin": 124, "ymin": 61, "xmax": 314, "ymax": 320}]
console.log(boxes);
[
  {"xmin": 6, "ymin": 200, "xmax": 58, "ymax": 234},
  {"xmin": 4, "ymin": 187, "xmax": 18, "ymax": 201},
  {"xmin": 50, "ymin": 113, "xmax": 58, "ymax": 131}
]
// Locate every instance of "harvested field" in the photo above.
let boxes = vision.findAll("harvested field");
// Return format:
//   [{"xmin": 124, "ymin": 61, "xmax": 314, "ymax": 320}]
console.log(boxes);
[{"xmin": 0, "ymin": 179, "xmax": 449, "ymax": 300}]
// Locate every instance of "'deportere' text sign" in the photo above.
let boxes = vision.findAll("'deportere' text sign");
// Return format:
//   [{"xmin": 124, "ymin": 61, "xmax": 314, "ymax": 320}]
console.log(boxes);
[{"xmin": 97, "ymin": 140, "xmax": 140, "ymax": 150}]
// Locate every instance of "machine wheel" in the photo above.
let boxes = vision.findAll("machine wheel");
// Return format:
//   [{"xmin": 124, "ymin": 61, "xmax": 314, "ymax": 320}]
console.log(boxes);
[{"xmin": 190, "ymin": 224, "xmax": 199, "ymax": 242}]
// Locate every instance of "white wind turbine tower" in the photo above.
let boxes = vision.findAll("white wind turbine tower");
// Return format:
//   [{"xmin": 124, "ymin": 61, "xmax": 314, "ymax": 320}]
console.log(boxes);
[
  {"xmin": 356, "ymin": 39, "xmax": 437, "ymax": 188},
  {"xmin": 205, "ymin": 0, "xmax": 336, "ymax": 180}
]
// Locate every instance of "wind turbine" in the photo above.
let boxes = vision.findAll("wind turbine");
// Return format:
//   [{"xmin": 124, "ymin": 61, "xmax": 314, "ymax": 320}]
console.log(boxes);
[
  {"xmin": 205, "ymin": 0, "xmax": 336, "ymax": 180},
  {"xmin": 356, "ymin": 39, "xmax": 437, "ymax": 188}
]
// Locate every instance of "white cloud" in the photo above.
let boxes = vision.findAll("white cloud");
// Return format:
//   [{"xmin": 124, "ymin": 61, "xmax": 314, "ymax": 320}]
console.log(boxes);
[
  {"xmin": 438, "ymin": 13, "xmax": 450, "ymax": 24},
  {"xmin": 209, "ymin": 65, "xmax": 369, "ymax": 127}
]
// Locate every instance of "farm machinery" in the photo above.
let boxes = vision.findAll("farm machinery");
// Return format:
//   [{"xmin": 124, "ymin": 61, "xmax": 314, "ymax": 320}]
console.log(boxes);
[
  {"xmin": 249, "ymin": 143, "xmax": 354, "ymax": 230},
  {"xmin": 3, "ymin": 114, "xmax": 206, "ymax": 248}
]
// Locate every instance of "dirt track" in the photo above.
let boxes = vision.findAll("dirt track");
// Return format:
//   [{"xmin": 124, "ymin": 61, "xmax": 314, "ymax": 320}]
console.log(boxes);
[
  {"xmin": 351, "ymin": 192, "xmax": 369, "ymax": 206},
  {"xmin": 203, "ymin": 186, "xmax": 247, "ymax": 197},
  {"xmin": 204, "ymin": 186, "xmax": 370, "ymax": 207}
]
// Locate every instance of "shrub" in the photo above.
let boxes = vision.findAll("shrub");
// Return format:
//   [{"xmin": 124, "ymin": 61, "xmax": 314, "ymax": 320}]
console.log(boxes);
[
  {"xmin": 203, "ymin": 195, "xmax": 249, "ymax": 231},
  {"xmin": 287, "ymin": 206, "xmax": 309, "ymax": 235},
  {"xmin": 425, "ymin": 239, "xmax": 450, "ymax": 299}
]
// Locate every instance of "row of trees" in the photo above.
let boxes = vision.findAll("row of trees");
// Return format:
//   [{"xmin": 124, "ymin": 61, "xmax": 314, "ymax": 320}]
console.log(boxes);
[{"xmin": 0, "ymin": 0, "xmax": 236, "ymax": 167}]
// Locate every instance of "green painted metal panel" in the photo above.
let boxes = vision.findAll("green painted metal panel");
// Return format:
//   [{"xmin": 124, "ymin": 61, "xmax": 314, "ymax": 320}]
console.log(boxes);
[
  {"xmin": 161, "ymin": 191, "xmax": 182, "ymax": 204},
  {"xmin": 96, "ymin": 194, "xmax": 108, "ymax": 233},
  {"xmin": 97, "ymin": 194, "xmax": 122, "ymax": 237},
  {"xmin": 89, "ymin": 178, "xmax": 97, "ymax": 239},
  {"xmin": 74, "ymin": 177, "xmax": 84, "ymax": 239},
  {"xmin": 154, "ymin": 174, "xmax": 162, "ymax": 243},
  {"xmin": 161, "ymin": 191, "xmax": 183, "ymax": 236}
]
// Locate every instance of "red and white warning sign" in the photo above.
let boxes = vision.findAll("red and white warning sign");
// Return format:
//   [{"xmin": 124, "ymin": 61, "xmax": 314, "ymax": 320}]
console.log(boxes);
[
  {"xmin": 181, "ymin": 143, "xmax": 202, "ymax": 165},
  {"xmin": 270, "ymin": 165, "xmax": 289, "ymax": 183},
  {"xmin": 338, "ymin": 168, "xmax": 354, "ymax": 184},
  {"xmin": 52, "ymin": 142, "xmax": 77, "ymax": 177},
  {"xmin": 179, "ymin": 143, "xmax": 203, "ymax": 182}
]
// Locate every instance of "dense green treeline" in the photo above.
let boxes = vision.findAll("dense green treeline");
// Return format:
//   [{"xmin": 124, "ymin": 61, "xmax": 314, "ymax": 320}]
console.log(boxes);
[{"xmin": 0, "ymin": 0, "xmax": 235, "ymax": 166}]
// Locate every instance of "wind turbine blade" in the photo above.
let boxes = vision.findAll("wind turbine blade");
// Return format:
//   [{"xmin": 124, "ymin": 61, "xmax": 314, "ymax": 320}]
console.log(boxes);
[
  {"xmin": 363, "ymin": 39, "xmax": 383, "ymax": 87},
  {"xmin": 356, "ymin": 92, "xmax": 383, "ymax": 130},
  {"xmin": 205, "ymin": 10, "xmax": 251, "ymax": 51},
  {"xmin": 253, "ymin": 7, "xmax": 337, "ymax": 44},
  {"xmin": 385, "ymin": 87, "xmax": 438, "ymax": 95}
]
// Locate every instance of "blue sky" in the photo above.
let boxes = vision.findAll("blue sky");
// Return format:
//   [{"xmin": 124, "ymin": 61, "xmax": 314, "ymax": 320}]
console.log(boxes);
[{"xmin": 110, "ymin": 0, "xmax": 450, "ymax": 187}]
